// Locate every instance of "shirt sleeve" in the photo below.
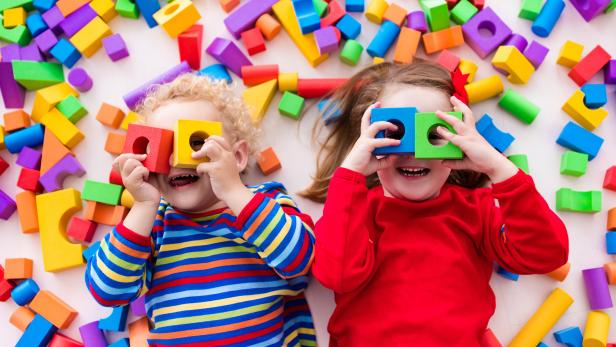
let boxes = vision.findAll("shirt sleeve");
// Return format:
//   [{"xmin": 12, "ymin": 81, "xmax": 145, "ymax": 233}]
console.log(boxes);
[
  {"xmin": 235, "ymin": 184, "xmax": 315, "ymax": 279},
  {"xmin": 312, "ymin": 167, "xmax": 376, "ymax": 294},
  {"xmin": 481, "ymin": 169, "xmax": 569, "ymax": 275}
]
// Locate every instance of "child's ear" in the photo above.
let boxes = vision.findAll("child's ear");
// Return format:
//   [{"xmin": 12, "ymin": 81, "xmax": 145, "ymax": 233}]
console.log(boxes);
[{"xmin": 233, "ymin": 140, "xmax": 249, "ymax": 172}]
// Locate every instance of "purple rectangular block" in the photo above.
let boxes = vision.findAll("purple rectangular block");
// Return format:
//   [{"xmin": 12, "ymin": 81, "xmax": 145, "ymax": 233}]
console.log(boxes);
[
  {"xmin": 102, "ymin": 34, "xmax": 129, "ymax": 61},
  {"xmin": 462, "ymin": 7, "xmax": 512, "ymax": 59},
  {"xmin": 314, "ymin": 27, "xmax": 339, "ymax": 54},
  {"xmin": 16, "ymin": 146, "xmax": 42, "ymax": 170},
  {"xmin": 524, "ymin": 40, "xmax": 549, "ymax": 69},
  {"xmin": 223, "ymin": 0, "xmax": 278, "ymax": 39},
  {"xmin": 59, "ymin": 4, "xmax": 97, "ymax": 37},
  {"xmin": 42, "ymin": 6, "xmax": 65, "ymax": 32},
  {"xmin": 206, "ymin": 37, "xmax": 252, "ymax": 77},
  {"xmin": 39, "ymin": 154, "xmax": 86, "ymax": 192},
  {"xmin": 21, "ymin": 44, "xmax": 44, "ymax": 62},
  {"xmin": 0, "ymin": 189, "xmax": 17, "ymax": 220},
  {"xmin": 1, "ymin": 44, "xmax": 21, "ymax": 62},
  {"xmin": 582, "ymin": 267, "xmax": 613, "ymax": 310},
  {"xmin": 0, "ymin": 62, "xmax": 26, "ymax": 109},
  {"xmin": 570, "ymin": 0, "xmax": 610, "ymax": 21},
  {"xmin": 78, "ymin": 321, "xmax": 107, "ymax": 347},
  {"xmin": 123, "ymin": 61, "xmax": 191, "ymax": 110},
  {"xmin": 34, "ymin": 29, "xmax": 58, "ymax": 53},
  {"xmin": 504, "ymin": 33, "xmax": 528, "ymax": 53},
  {"xmin": 407, "ymin": 10, "xmax": 427, "ymax": 32},
  {"xmin": 130, "ymin": 295, "xmax": 147, "ymax": 316},
  {"xmin": 605, "ymin": 60, "xmax": 616, "ymax": 84}
]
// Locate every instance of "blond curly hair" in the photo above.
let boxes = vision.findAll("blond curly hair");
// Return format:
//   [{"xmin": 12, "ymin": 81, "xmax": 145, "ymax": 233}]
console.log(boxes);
[{"xmin": 136, "ymin": 73, "xmax": 261, "ymax": 158}]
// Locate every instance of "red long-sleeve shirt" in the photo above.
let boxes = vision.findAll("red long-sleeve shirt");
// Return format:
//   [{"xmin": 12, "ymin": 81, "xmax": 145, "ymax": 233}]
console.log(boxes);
[{"xmin": 313, "ymin": 167, "xmax": 569, "ymax": 347}]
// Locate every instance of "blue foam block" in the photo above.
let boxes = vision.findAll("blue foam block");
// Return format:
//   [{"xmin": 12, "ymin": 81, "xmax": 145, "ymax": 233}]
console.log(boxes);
[
  {"xmin": 11, "ymin": 278, "xmax": 40, "ymax": 306},
  {"xmin": 531, "ymin": 0, "xmax": 565, "ymax": 38},
  {"xmin": 83, "ymin": 241, "xmax": 101, "ymax": 262},
  {"xmin": 134, "ymin": 0, "xmax": 160, "ymax": 28},
  {"xmin": 109, "ymin": 338, "xmax": 130, "ymax": 347},
  {"xmin": 49, "ymin": 38, "xmax": 81, "ymax": 68},
  {"xmin": 26, "ymin": 12, "xmax": 49, "ymax": 37},
  {"xmin": 293, "ymin": 0, "xmax": 321, "ymax": 34},
  {"xmin": 335, "ymin": 14, "xmax": 362, "ymax": 40},
  {"xmin": 197, "ymin": 64, "xmax": 232, "ymax": 84},
  {"xmin": 553, "ymin": 326, "xmax": 582, "ymax": 347},
  {"xmin": 556, "ymin": 121, "xmax": 604, "ymax": 160},
  {"xmin": 475, "ymin": 114, "xmax": 515, "ymax": 153},
  {"xmin": 346, "ymin": 0, "xmax": 365, "ymax": 12},
  {"xmin": 581, "ymin": 83, "xmax": 607, "ymax": 109},
  {"xmin": 318, "ymin": 99, "xmax": 343, "ymax": 125},
  {"xmin": 496, "ymin": 265, "xmax": 519, "ymax": 281},
  {"xmin": 367, "ymin": 20, "xmax": 400, "ymax": 57},
  {"xmin": 16, "ymin": 314, "xmax": 57, "ymax": 347},
  {"xmin": 33, "ymin": 0, "xmax": 56, "ymax": 12},
  {"xmin": 99, "ymin": 305, "xmax": 129, "ymax": 332},
  {"xmin": 371, "ymin": 107, "xmax": 416, "ymax": 155},
  {"xmin": 607, "ymin": 232, "xmax": 616, "ymax": 254},
  {"xmin": 5, "ymin": 124, "xmax": 45, "ymax": 154}
]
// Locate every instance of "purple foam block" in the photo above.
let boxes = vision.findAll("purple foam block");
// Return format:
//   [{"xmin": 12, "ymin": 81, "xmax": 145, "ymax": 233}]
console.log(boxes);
[
  {"xmin": 524, "ymin": 40, "xmax": 549, "ymax": 69},
  {"xmin": 34, "ymin": 29, "xmax": 58, "ymax": 53},
  {"xmin": 1, "ymin": 44, "xmax": 21, "ymax": 62},
  {"xmin": 102, "ymin": 34, "xmax": 129, "ymax": 62},
  {"xmin": 42, "ymin": 6, "xmax": 65, "ymax": 32},
  {"xmin": 16, "ymin": 146, "xmax": 42, "ymax": 170},
  {"xmin": 0, "ymin": 189, "xmax": 17, "ymax": 220},
  {"xmin": 39, "ymin": 154, "xmax": 86, "ymax": 192},
  {"xmin": 462, "ymin": 7, "xmax": 512, "ymax": 59},
  {"xmin": 604, "ymin": 60, "xmax": 616, "ymax": 84},
  {"xmin": 504, "ymin": 33, "xmax": 528, "ymax": 53},
  {"xmin": 205, "ymin": 37, "xmax": 252, "ymax": 77},
  {"xmin": 407, "ymin": 11, "xmax": 427, "ymax": 32},
  {"xmin": 582, "ymin": 267, "xmax": 613, "ymax": 310},
  {"xmin": 123, "ymin": 61, "xmax": 191, "ymax": 110},
  {"xmin": 78, "ymin": 321, "xmax": 108, "ymax": 347},
  {"xmin": 314, "ymin": 27, "xmax": 339, "ymax": 54},
  {"xmin": 59, "ymin": 4, "xmax": 97, "ymax": 37},
  {"xmin": 223, "ymin": 0, "xmax": 279, "ymax": 39},
  {"xmin": 570, "ymin": 0, "xmax": 611, "ymax": 22},
  {"xmin": 20, "ymin": 44, "xmax": 44, "ymax": 62},
  {"xmin": 130, "ymin": 295, "xmax": 147, "ymax": 316},
  {"xmin": 0, "ymin": 62, "xmax": 26, "ymax": 109},
  {"xmin": 68, "ymin": 67, "xmax": 93, "ymax": 92}
]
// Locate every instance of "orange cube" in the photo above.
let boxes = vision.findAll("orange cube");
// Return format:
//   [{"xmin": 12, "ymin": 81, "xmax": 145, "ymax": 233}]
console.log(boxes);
[
  {"xmin": 3, "ymin": 109, "xmax": 31, "ymax": 132},
  {"xmin": 608, "ymin": 207, "xmax": 616, "ymax": 230},
  {"xmin": 256, "ymin": 13, "xmax": 282, "ymax": 41},
  {"xmin": 257, "ymin": 147, "xmax": 281, "ymax": 175},
  {"xmin": 4, "ymin": 258, "xmax": 33, "ymax": 279},
  {"xmin": 105, "ymin": 132, "xmax": 127, "ymax": 155},
  {"xmin": 96, "ymin": 102, "xmax": 125, "ymax": 129},
  {"xmin": 29, "ymin": 290, "xmax": 78, "ymax": 329},
  {"xmin": 382, "ymin": 3, "xmax": 407, "ymax": 26},
  {"xmin": 219, "ymin": 0, "xmax": 239, "ymax": 12}
]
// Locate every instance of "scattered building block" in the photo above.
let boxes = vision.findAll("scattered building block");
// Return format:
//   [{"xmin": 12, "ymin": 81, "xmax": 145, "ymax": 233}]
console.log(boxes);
[
  {"xmin": 102, "ymin": 33, "xmax": 130, "ymax": 62},
  {"xmin": 519, "ymin": 0, "xmax": 543, "ymax": 20},
  {"xmin": 105, "ymin": 132, "xmax": 126, "ymax": 155},
  {"xmin": 278, "ymin": 72, "xmax": 298, "ymax": 92},
  {"xmin": 393, "ymin": 27, "xmax": 421, "ymax": 64},
  {"xmin": 79, "ymin": 321, "xmax": 108, "ymax": 347},
  {"xmin": 462, "ymin": 7, "xmax": 512, "ymax": 58},
  {"xmin": 5, "ymin": 123, "xmax": 44, "ymax": 154},
  {"xmin": 3, "ymin": 109, "xmax": 31, "ymax": 132},
  {"xmin": 153, "ymin": 0, "xmax": 201, "ymax": 38},
  {"xmin": 582, "ymin": 311, "xmax": 610, "ymax": 347},
  {"xmin": 40, "ymin": 108, "xmax": 84, "ymax": 149},
  {"xmin": 546, "ymin": 262, "xmax": 570, "ymax": 281},
  {"xmin": 123, "ymin": 124, "xmax": 174, "ymax": 174},
  {"xmin": 365, "ymin": 0, "xmax": 388, "ymax": 23},
  {"xmin": 90, "ymin": 0, "xmax": 117, "ymax": 22},
  {"xmin": 257, "ymin": 147, "xmax": 281, "ymax": 175},
  {"xmin": 68, "ymin": 67, "xmax": 93, "ymax": 92},
  {"xmin": 371, "ymin": 107, "xmax": 416, "ymax": 155},
  {"xmin": 40, "ymin": 129, "xmax": 72, "ymax": 174},
  {"xmin": 177, "ymin": 24, "xmax": 202, "ymax": 70},
  {"xmin": 475, "ymin": 114, "xmax": 514, "ymax": 152},
  {"xmin": 49, "ymin": 333, "xmax": 84, "ymax": 347},
  {"xmin": 314, "ymin": 27, "xmax": 339, "ymax": 55},
  {"xmin": 603, "ymin": 166, "xmax": 616, "ymax": 191},
  {"xmin": 562, "ymin": 89, "xmax": 607, "ymax": 130},
  {"xmin": 336, "ymin": 13, "xmax": 362, "ymax": 40},
  {"xmin": 570, "ymin": 0, "xmax": 611, "ymax": 21},
  {"xmin": 10, "ymin": 306, "xmax": 36, "ymax": 331},
  {"xmin": 492, "ymin": 46, "xmax": 535, "ymax": 84},
  {"xmin": 120, "ymin": 111, "xmax": 140, "ymax": 130},
  {"xmin": 0, "ymin": 189, "xmax": 17, "ymax": 220},
  {"xmin": 219, "ymin": 0, "xmax": 239, "ymax": 12},
  {"xmin": 16, "ymin": 191, "xmax": 39, "ymax": 233},
  {"xmin": 524, "ymin": 40, "xmax": 549, "ymax": 69},
  {"xmin": 255, "ymin": 13, "xmax": 281, "ymax": 40},
  {"xmin": 421, "ymin": 0, "xmax": 450, "ymax": 31},
  {"xmin": 241, "ymin": 27, "xmax": 266, "ymax": 56},
  {"xmin": 173, "ymin": 120, "xmax": 223, "ymax": 169},
  {"xmin": 58, "ymin": 4, "xmax": 97, "ymax": 37},
  {"xmin": 11, "ymin": 278, "xmax": 40, "ymax": 306},
  {"xmin": 4, "ymin": 258, "xmax": 33, "ymax": 279},
  {"xmin": 134, "ymin": 0, "xmax": 161, "ymax": 28},
  {"xmin": 553, "ymin": 327, "xmax": 583, "ymax": 347},
  {"xmin": 242, "ymin": 79, "xmax": 277, "ymax": 122},
  {"xmin": 465, "ymin": 75, "xmax": 504, "ymax": 104},
  {"xmin": 560, "ymin": 150, "xmax": 588, "ymax": 177},
  {"xmin": 580, "ymin": 83, "xmax": 607, "ymax": 109},
  {"xmin": 17, "ymin": 167, "xmax": 41, "ymax": 192},
  {"xmin": 123, "ymin": 61, "xmax": 191, "ymax": 110},
  {"xmin": 120, "ymin": 189, "xmax": 134, "ymax": 209},
  {"xmin": 556, "ymin": 121, "xmax": 603, "ymax": 160},
  {"xmin": 451, "ymin": 0, "xmax": 478, "ymax": 24},
  {"xmin": 436, "ymin": 49, "xmax": 460, "ymax": 72},
  {"xmin": 115, "ymin": 0, "xmax": 139, "ymax": 18},
  {"xmin": 223, "ymin": 0, "xmax": 278, "ymax": 39},
  {"xmin": 49, "ymin": 38, "xmax": 82, "ymax": 68},
  {"xmin": 415, "ymin": 112, "xmax": 464, "ymax": 159},
  {"xmin": 582, "ymin": 268, "xmax": 612, "ymax": 309},
  {"xmin": 555, "ymin": 188, "xmax": 601, "ymax": 213},
  {"xmin": 96, "ymin": 102, "xmax": 125, "ymax": 128},
  {"xmin": 569, "ymin": 45, "xmax": 611, "ymax": 86},
  {"xmin": 32, "ymin": 82, "xmax": 79, "ymax": 122},
  {"xmin": 67, "ymin": 217, "xmax": 97, "ymax": 243},
  {"xmin": 278, "ymin": 91, "xmax": 305, "ymax": 119},
  {"xmin": 497, "ymin": 88, "xmax": 540, "ymax": 124},
  {"xmin": 293, "ymin": 0, "xmax": 321, "ymax": 34},
  {"xmin": 82, "ymin": 180, "xmax": 123, "ymax": 205},
  {"xmin": 12, "ymin": 61, "xmax": 64, "ymax": 90},
  {"xmin": 382, "ymin": 3, "xmax": 407, "ymax": 26},
  {"xmin": 422, "ymin": 25, "xmax": 464, "ymax": 54},
  {"xmin": 15, "ymin": 314, "xmax": 57, "ymax": 347},
  {"xmin": 4, "ymin": 7, "xmax": 27, "ymax": 28},
  {"xmin": 197, "ymin": 64, "xmax": 232, "ymax": 84},
  {"xmin": 557, "ymin": 40, "xmax": 584, "ymax": 68},
  {"xmin": 340, "ymin": 39, "xmax": 363, "ymax": 66},
  {"xmin": 367, "ymin": 20, "xmax": 400, "ymax": 57},
  {"xmin": 297, "ymin": 78, "xmax": 347, "ymax": 98},
  {"xmin": 241, "ymin": 64, "xmax": 279, "ymax": 86},
  {"xmin": 531, "ymin": 0, "xmax": 565, "ymax": 37},
  {"xmin": 69, "ymin": 17, "xmax": 112, "ymax": 57},
  {"xmin": 84, "ymin": 200, "xmax": 127, "ymax": 225},
  {"xmin": 206, "ymin": 37, "xmax": 253, "ymax": 77},
  {"xmin": 99, "ymin": 305, "xmax": 129, "ymax": 332},
  {"xmin": 57, "ymin": 95, "xmax": 87, "ymax": 124},
  {"xmin": 30, "ymin": 289, "xmax": 78, "ymax": 329}
]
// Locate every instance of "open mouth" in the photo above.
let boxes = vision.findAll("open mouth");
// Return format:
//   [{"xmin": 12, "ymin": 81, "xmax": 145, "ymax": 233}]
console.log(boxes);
[
  {"xmin": 168, "ymin": 173, "xmax": 200, "ymax": 187},
  {"xmin": 397, "ymin": 167, "xmax": 430, "ymax": 177}
]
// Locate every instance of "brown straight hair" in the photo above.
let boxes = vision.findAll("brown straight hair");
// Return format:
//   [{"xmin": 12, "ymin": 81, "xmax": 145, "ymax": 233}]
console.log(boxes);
[{"xmin": 300, "ymin": 60, "xmax": 488, "ymax": 203}]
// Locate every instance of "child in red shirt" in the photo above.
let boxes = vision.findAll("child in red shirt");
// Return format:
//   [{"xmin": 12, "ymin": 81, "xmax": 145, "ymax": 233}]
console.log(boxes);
[{"xmin": 301, "ymin": 61, "xmax": 569, "ymax": 346}]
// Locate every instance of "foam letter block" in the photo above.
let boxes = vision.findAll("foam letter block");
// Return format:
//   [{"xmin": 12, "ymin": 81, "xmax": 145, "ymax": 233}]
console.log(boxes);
[
  {"xmin": 96, "ymin": 102, "xmax": 125, "ymax": 128},
  {"xmin": 177, "ymin": 24, "xmax": 202, "ymax": 69},
  {"xmin": 206, "ymin": 37, "xmax": 253, "ymax": 77},
  {"xmin": 40, "ymin": 108, "xmax": 84, "ymax": 149},
  {"xmin": 371, "ymin": 107, "xmax": 416, "ymax": 155},
  {"xmin": 69, "ymin": 17, "xmax": 112, "ymax": 57},
  {"xmin": 257, "ymin": 147, "xmax": 281, "ymax": 175},
  {"xmin": 153, "ymin": 0, "xmax": 201, "ymax": 38},
  {"xmin": 556, "ymin": 121, "xmax": 603, "ymax": 160},
  {"xmin": 30, "ymin": 290, "xmax": 78, "ymax": 329},
  {"xmin": 556, "ymin": 188, "xmax": 601, "ymax": 213},
  {"xmin": 560, "ymin": 150, "xmax": 588, "ymax": 177},
  {"xmin": 475, "ymin": 114, "xmax": 514, "ymax": 152},
  {"xmin": 415, "ymin": 112, "xmax": 464, "ymax": 159},
  {"xmin": 569, "ymin": 45, "xmax": 611, "ymax": 86},
  {"xmin": 491, "ymin": 46, "xmax": 535, "ymax": 84},
  {"xmin": 123, "ymin": 124, "xmax": 174, "ymax": 174},
  {"xmin": 16, "ymin": 314, "xmax": 57, "ymax": 347},
  {"xmin": 4, "ymin": 258, "xmax": 33, "ymax": 279},
  {"xmin": 242, "ymin": 79, "xmax": 278, "ymax": 122},
  {"xmin": 36, "ymin": 188, "xmax": 86, "ymax": 272},
  {"xmin": 462, "ymin": 7, "xmax": 512, "ymax": 58},
  {"xmin": 173, "ymin": 120, "xmax": 223, "ymax": 169},
  {"xmin": 562, "ymin": 89, "xmax": 607, "ymax": 130},
  {"xmin": 557, "ymin": 40, "xmax": 584, "ymax": 68}
]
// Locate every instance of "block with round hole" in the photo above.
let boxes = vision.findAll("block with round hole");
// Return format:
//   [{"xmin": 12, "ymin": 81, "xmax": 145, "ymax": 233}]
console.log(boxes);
[
  {"xmin": 123, "ymin": 124, "xmax": 174, "ymax": 174},
  {"xmin": 370, "ymin": 107, "xmax": 416, "ymax": 155},
  {"xmin": 173, "ymin": 119, "xmax": 223, "ymax": 169},
  {"xmin": 415, "ymin": 111, "xmax": 464, "ymax": 159}
]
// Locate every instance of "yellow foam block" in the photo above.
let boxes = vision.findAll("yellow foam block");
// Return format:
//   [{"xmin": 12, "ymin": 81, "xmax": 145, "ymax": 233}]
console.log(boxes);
[
  {"xmin": 373, "ymin": 56, "xmax": 385, "ymax": 64},
  {"xmin": 90, "ymin": 0, "xmax": 117, "ymax": 22},
  {"xmin": 562, "ymin": 89, "xmax": 607, "ymax": 131},
  {"xmin": 458, "ymin": 59, "xmax": 477, "ymax": 83},
  {"xmin": 4, "ymin": 7, "xmax": 26, "ymax": 27},
  {"xmin": 36, "ymin": 188, "xmax": 85, "ymax": 272},
  {"xmin": 120, "ymin": 189, "xmax": 134, "ymax": 209},
  {"xmin": 491, "ymin": 45, "xmax": 535, "ymax": 84},
  {"xmin": 32, "ymin": 83, "xmax": 79, "ymax": 122},
  {"xmin": 0, "ymin": 126, "xmax": 5, "ymax": 150},
  {"xmin": 272, "ymin": 0, "xmax": 328, "ymax": 67},
  {"xmin": 509, "ymin": 288, "xmax": 573, "ymax": 347},
  {"xmin": 278, "ymin": 72, "xmax": 298, "ymax": 92},
  {"xmin": 121, "ymin": 111, "xmax": 141, "ymax": 130},
  {"xmin": 173, "ymin": 119, "xmax": 223, "ymax": 169},
  {"xmin": 557, "ymin": 40, "xmax": 584, "ymax": 68},
  {"xmin": 153, "ymin": 0, "xmax": 201, "ymax": 38},
  {"xmin": 242, "ymin": 79, "xmax": 277, "ymax": 122},
  {"xmin": 40, "ymin": 108, "xmax": 85, "ymax": 149},
  {"xmin": 69, "ymin": 17, "xmax": 112, "ymax": 57},
  {"xmin": 365, "ymin": 0, "xmax": 389, "ymax": 24},
  {"xmin": 464, "ymin": 75, "xmax": 504, "ymax": 104},
  {"xmin": 583, "ymin": 311, "xmax": 610, "ymax": 347}
]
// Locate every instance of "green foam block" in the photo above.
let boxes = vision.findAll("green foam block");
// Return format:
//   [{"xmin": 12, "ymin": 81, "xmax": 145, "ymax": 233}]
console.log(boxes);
[
  {"xmin": 82, "ymin": 180, "xmax": 123, "ymax": 205},
  {"xmin": 556, "ymin": 188, "xmax": 601, "ymax": 213},
  {"xmin": 415, "ymin": 111, "xmax": 463, "ymax": 159},
  {"xmin": 12, "ymin": 61, "xmax": 64, "ymax": 90}
]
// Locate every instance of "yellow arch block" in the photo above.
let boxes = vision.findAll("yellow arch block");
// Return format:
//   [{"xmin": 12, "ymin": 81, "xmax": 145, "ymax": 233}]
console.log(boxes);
[
  {"xmin": 36, "ymin": 188, "xmax": 85, "ymax": 272},
  {"xmin": 242, "ymin": 79, "xmax": 277, "ymax": 123},
  {"xmin": 583, "ymin": 311, "xmax": 610, "ymax": 347},
  {"xmin": 173, "ymin": 119, "xmax": 223, "ymax": 169},
  {"xmin": 40, "ymin": 108, "xmax": 84, "ymax": 149},
  {"xmin": 562, "ymin": 90, "xmax": 607, "ymax": 131},
  {"xmin": 492, "ymin": 45, "xmax": 535, "ymax": 84}
]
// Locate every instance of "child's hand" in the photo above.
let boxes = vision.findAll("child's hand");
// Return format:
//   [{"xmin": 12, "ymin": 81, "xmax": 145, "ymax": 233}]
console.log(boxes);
[
  {"xmin": 435, "ymin": 96, "xmax": 519, "ymax": 183},
  {"xmin": 340, "ymin": 102, "xmax": 401, "ymax": 176},
  {"xmin": 113, "ymin": 153, "xmax": 161, "ymax": 206},
  {"xmin": 192, "ymin": 136, "xmax": 253, "ymax": 214}
]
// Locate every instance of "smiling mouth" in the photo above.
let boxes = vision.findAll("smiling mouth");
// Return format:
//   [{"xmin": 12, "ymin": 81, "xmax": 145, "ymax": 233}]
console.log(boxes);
[
  {"xmin": 397, "ymin": 167, "xmax": 430, "ymax": 177},
  {"xmin": 168, "ymin": 173, "xmax": 200, "ymax": 187}
]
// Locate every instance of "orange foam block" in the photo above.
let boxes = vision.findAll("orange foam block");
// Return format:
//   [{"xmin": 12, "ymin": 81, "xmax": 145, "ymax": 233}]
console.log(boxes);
[
  {"xmin": 41, "ymin": 129, "xmax": 72, "ymax": 174},
  {"xmin": 607, "ymin": 207, "xmax": 616, "ymax": 230},
  {"xmin": 382, "ymin": 3, "xmax": 407, "ymax": 26},
  {"xmin": 3, "ymin": 109, "xmax": 31, "ymax": 132},
  {"xmin": 16, "ymin": 190, "xmax": 39, "ymax": 233},
  {"xmin": 105, "ymin": 132, "xmax": 126, "ymax": 155},
  {"xmin": 4, "ymin": 258, "xmax": 33, "ymax": 279},
  {"xmin": 256, "ymin": 13, "xmax": 281, "ymax": 41},
  {"xmin": 257, "ymin": 147, "xmax": 281, "ymax": 175},
  {"xmin": 219, "ymin": 0, "xmax": 240, "ymax": 12},
  {"xmin": 546, "ymin": 262, "xmax": 571, "ymax": 282},
  {"xmin": 56, "ymin": 0, "xmax": 91, "ymax": 16},
  {"xmin": 393, "ymin": 27, "xmax": 421, "ymax": 64},
  {"xmin": 10, "ymin": 306, "xmax": 35, "ymax": 332},
  {"xmin": 29, "ymin": 290, "xmax": 78, "ymax": 329},
  {"xmin": 129, "ymin": 317, "xmax": 150, "ymax": 347},
  {"xmin": 96, "ymin": 102, "xmax": 125, "ymax": 128},
  {"xmin": 422, "ymin": 25, "xmax": 464, "ymax": 54},
  {"xmin": 85, "ymin": 200, "xmax": 127, "ymax": 225}
]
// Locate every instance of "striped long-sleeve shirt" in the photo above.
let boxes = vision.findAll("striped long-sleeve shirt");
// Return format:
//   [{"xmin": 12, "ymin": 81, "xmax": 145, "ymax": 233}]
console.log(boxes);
[{"xmin": 84, "ymin": 182, "xmax": 317, "ymax": 347}]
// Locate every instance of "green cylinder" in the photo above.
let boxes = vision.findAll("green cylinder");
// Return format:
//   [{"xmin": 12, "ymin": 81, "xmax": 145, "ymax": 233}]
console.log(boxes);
[
  {"xmin": 340, "ymin": 39, "xmax": 363, "ymax": 66},
  {"xmin": 498, "ymin": 88, "xmax": 540, "ymax": 124}
]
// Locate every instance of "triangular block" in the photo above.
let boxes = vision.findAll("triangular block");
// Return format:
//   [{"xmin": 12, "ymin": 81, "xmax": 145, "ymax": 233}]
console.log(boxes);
[{"xmin": 242, "ymin": 79, "xmax": 277, "ymax": 122}]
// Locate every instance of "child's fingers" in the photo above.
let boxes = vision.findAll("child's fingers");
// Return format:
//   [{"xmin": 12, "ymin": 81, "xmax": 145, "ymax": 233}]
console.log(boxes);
[
  {"xmin": 205, "ymin": 136, "xmax": 232, "ymax": 151},
  {"xmin": 121, "ymin": 159, "xmax": 143, "ymax": 178},
  {"xmin": 195, "ymin": 162, "xmax": 213, "ymax": 177},
  {"xmin": 366, "ymin": 121, "xmax": 398, "ymax": 139},
  {"xmin": 450, "ymin": 96, "xmax": 475, "ymax": 125},
  {"xmin": 202, "ymin": 140, "xmax": 224, "ymax": 161},
  {"xmin": 125, "ymin": 165, "xmax": 148, "ymax": 186},
  {"xmin": 436, "ymin": 126, "xmax": 463, "ymax": 147},
  {"xmin": 370, "ymin": 138, "xmax": 401, "ymax": 149},
  {"xmin": 113, "ymin": 153, "xmax": 146, "ymax": 172},
  {"xmin": 360, "ymin": 101, "xmax": 381, "ymax": 134},
  {"xmin": 435, "ymin": 111, "xmax": 467, "ymax": 134}
]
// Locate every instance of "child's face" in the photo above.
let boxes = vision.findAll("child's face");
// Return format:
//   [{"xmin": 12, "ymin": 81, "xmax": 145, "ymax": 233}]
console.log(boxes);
[
  {"xmin": 377, "ymin": 84, "xmax": 453, "ymax": 201},
  {"xmin": 145, "ymin": 99, "xmax": 242, "ymax": 213}
]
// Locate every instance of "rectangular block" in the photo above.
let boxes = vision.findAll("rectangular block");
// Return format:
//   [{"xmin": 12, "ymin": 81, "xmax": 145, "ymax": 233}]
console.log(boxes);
[
  {"xmin": 29, "ymin": 290, "xmax": 78, "ymax": 329},
  {"xmin": 4, "ymin": 258, "xmax": 33, "ymax": 279},
  {"xmin": 69, "ymin": 16, "xmax": 112, "ymax": 57},
  {"xmin": 569, "ymin": 45, "xmax": 611, "ymax": 86},
  {"xmin": 82, "ymin": 180, "xmax": 123, "ymax": 205}
]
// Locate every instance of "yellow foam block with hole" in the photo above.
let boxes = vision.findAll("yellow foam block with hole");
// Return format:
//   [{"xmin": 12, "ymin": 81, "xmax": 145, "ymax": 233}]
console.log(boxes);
[
  {"xmin": 90, "ymin": 0, "xmax": 117, "ymax": 22},
  {"xmin": 562, "ymin": 89, "xmax": 607, "ymax": 131},
  {"xmin": 32, "ymin": 83, "xmax": 79, "ymax": 122},
  {"xmin": 242, "ymin": 79, "xmax": 277, "ymax": 123},
  {"xmin": 272, "ymin": 0, "xmax": 327, "ymax": 67},
  {"xmin": 120, "ymin": 111, "xmax": 140, "ymax": 130},
  {"xmin": 278, "ymin": 72, "xmax": 298, "ymax": 92},
  {"xmin": 557, "ymin": 40, "xmax": 584, "ymax": 68},
  {"xmin": 173, "ymin": 119, "xmax": 223, "ymax": 169},
  {"xmin": 153, "ymin": 0, "xmax": 201, "ymax": 38},
  {"xmin": 458, "ymin": 59, "xmax": 477, "ymax": 83},
  {"xmin": 491, "ymin": 45, "xmax": 535, "ymax": 84},
  {"xmin": 40, "ymin": 108, "xmax": 84, "ymax": 149},
  {"xmin": 69, "ymin": 17, "xmax": 112, "ymax": 57},
  {"xmin": 36, "ymin": 189, "xmax": 85, "ymax": 272}
]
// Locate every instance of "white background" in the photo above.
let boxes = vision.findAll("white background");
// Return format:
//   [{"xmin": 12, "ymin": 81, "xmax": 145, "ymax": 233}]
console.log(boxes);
[{"xmin": 1, "ymin": 0, "xmax": 615, "ymax": 345}]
